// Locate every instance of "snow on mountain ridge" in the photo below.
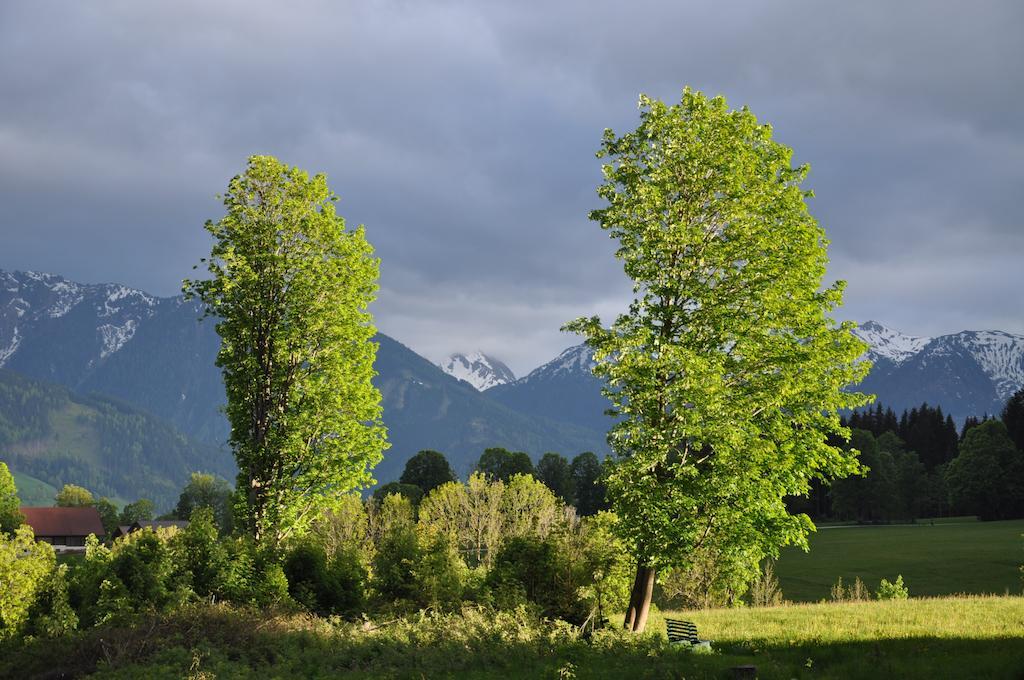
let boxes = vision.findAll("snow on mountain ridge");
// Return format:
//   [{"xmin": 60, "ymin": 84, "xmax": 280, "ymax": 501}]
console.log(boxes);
[
  {"xmin": 440, "ymin": 351, "xmax": 516, "ymax": 391},
  {"xmin": 852, "ymin": 320, "xmax": 931, "ymax": 365},
  {"xmin": 947, "ymin": 330, "xmax": 1024, "ymax": 401},
  {"xmin": 0, "ymin": 269, "xmax": 162, "ymax": 368},
  {"xmin": 516, "ymin": 343, "xmax": 596, "ymax": 385}
]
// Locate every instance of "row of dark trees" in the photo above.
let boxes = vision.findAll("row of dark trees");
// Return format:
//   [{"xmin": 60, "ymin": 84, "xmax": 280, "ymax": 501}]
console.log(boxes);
[
  {"xmin": 375, "ymin": 447, "xmax": 610, "ymax": 516},
  {"xmin": 793, "ymin": 390, "xmax": 1024, "ymax": 522}
]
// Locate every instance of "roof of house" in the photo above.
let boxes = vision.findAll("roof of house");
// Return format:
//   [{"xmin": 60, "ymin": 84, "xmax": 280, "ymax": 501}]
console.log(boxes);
[{"xmin": 20, "ymin": 506, "xmax": 105, "ymax": 537}]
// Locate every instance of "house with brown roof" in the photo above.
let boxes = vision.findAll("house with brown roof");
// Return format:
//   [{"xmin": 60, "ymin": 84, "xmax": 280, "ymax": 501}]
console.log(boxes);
[{"xmin": 20, "ymin": 506, "xmax": 105, "ymax": 552}]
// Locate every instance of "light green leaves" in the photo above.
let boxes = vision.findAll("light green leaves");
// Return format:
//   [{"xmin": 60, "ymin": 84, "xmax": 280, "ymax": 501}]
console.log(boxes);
[
  {"xmin": 185, "ymin": 155, "xmax": 388, "ymax": 547},
  {"xmin": 566, "ymin": 88, "xmax": 871, "ymax": 574}
]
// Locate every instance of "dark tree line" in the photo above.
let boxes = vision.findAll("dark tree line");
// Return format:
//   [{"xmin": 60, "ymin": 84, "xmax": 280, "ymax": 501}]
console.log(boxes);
[
  {"xmin": 377, "ymin": 447, "xmax": 610, "ymax": 516},
  {"xmin": 793, "ymin": 391, "xmax": 1024, "ymax": 523}
]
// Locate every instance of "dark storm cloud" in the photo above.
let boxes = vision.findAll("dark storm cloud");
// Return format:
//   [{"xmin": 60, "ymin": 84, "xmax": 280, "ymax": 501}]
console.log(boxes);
[{"xmin": 1, "ymin": 1, "xmax": 1021, "ymax": 373}]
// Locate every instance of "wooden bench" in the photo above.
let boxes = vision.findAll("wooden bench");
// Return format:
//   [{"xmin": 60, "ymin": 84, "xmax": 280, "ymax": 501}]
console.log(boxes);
[{"xmin": 665, "ymin": 619, "xmax": 712, "ymax": 650}]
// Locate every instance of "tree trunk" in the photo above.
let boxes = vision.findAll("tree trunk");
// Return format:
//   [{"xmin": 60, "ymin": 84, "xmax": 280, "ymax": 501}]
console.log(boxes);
[{"xmin": 623, "ymin": 562, "xmax": 656, "ymax": 633}]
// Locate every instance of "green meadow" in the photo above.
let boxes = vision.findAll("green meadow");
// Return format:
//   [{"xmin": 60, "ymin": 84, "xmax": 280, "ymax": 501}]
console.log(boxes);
[
  {"xmin": 5, "ymin": 597, "xmax": 1023, "ymax": 679},
  {"xmin": 775, "ymin": 518, "xmax": 1024, "ymax": 602}
]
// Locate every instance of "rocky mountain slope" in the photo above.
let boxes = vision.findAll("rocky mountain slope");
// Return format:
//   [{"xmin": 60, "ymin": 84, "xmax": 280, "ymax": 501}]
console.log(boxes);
[{"xmin": 439, "ymin": 351, "xmax": 516, "ymax": 391}]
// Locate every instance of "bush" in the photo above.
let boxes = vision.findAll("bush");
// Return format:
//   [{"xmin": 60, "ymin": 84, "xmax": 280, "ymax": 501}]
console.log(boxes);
[
  {"xmin": 413, "ymin": 531, "xmax": 466, "ymax": 610},
  {"xmin": 173, "ymin": 507, "xmax": 228, "ymax": 598},
  {"xmin": 372, "ymin": 524, "xmax": 420, "ymax": 604},
  {"xmin": 0, "ymin": 526, "xmax": 55, "ymax": 640},
  {"xmin": 283, "ymin": 540, "xmax": 366, "ymax": 615},
  {"xmin": 830, "ymin": 576, "xmax": 870, "ymax": 602},
  {"xmin": 748, "ymin": 560, "xmax": 784, "ymax": 607},
  {"xmin": 95, "ymin": 530, "xmax": 189, "ymax": 623},
  {"xmin": 24, "ymin": 562, "xmax": 78, "ymax": 638},
  {"xmin": 488, "ymin": 536, "xmax": 586, "ymax": 622},
  {"xmin": 877, "ymin": 575, "xmax": 909, "ymax": 600}
]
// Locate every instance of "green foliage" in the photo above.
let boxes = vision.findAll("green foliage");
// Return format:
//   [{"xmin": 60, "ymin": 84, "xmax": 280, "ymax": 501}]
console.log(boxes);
[
  {"xmin": 1002, "ymin": 388, "xmax": 1024, "ymax": 453},
  {"xmin": 0, "ymin": 461, "xmax": 23, "ymax": 534},
  {"xmin": 477, "ymin": 447, "xmax": 534, "ymax": 482},
  {"xmin": 564, "ymin": 88, "xmax": 870, "ymax": 630},
  {"xmin": 0, "ymin": 525, "xmax": 55, "ymax": 640},
  {"xmin": 94, "ymin": 497, "xmax": 119, "ymax": 536},
  {"xmin": 283, "ymin": 539, "xmax": 366, "ymax": 615},
  {"xmin": 0, "ymin": 371, "xmax": 232, "ymax": 510},
  {"xmin": 658, "ymin": 541, "xmax": 758, "ymax": 610},
  {"xmin": 119, "ymin": 498, "xmax": 155, "ymax": 524},
  {"xmin": 174, "ymin": 472, "xmax": 233, "ymax": 532},
  {"xmin": 23, "ymin": 562, "xmax": 78, "ymax": 638},
  {"xmin": 95, "ymin": 530, "xmax": 189, "ymax": 623},
  {"xmin": 372, "ymin": 482, "xmax": 423, "ymax": 506},
  {"xmin": 488, "ymin": 536, "xmax": 575, "ymax": 618},
  {"xmin": 185, "ymin": 154, "xmax": 387, "ymax": 547},
  {"xmin": 569, "ymin": 452, "xmax": 607, "ymax": 516},
  {"xmin": 174, "ymin": 508, "xmax": 227, "ymax": 598},
  {"xmin": 946, "ymin": 420, "xmax": 1024, "ymax": 520},
  {"xmin": 877, "ymin": 574, "xmax": 909, "ymax": 600},
  {"xmin": 399, "ymin": 449, "xmax": 456, "ymax": 494},
  {"xmin": 574, "ymin": 512, "xmax": 633, "ymax": 619},
  {"xmin": 372, "ymin": 522, "xmax": 420, "ymax": 604},
  {"xmin": 748, "ymin": 560, "xmax": 784, "ymax": 607},
  {"xmin": 55, "ymin": 483, "xmax": 94, "ymax": 507},
  {"xmin": 412, "ymin": 530, "xmax": 466, "ymax": 610},
  {"xmin": 536, "ymin": 452, "xmax": 574, "ymax": 502}
]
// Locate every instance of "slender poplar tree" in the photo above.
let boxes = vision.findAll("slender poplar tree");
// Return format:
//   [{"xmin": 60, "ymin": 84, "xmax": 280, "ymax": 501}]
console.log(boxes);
[{"xmin": 186, "ymin": 155, "xmax": 387, "ymax": 547}]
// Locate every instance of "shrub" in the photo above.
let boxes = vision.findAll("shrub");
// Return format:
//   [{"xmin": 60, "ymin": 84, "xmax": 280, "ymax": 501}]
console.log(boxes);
[
  {"xmin": 0, "ymin": 525, "xmax": 55, "ymax": 640},
  {"xmin": 830, "ymin": 576, "xmax": 871, "ymax": 602},
  {"xmin": 96, "ymin": 530, "xmax": 189, "ymax": 623},
  {"xmin": 877, "ymin": 575, "xmax": 909, "ymax": 600},
  {"xmin": 283, "ymin": 540, "xmax": 366, "ymax": 615},
  {"xmin": 488, "ymin": 535, "xmax": 586, "ymax": 622},
  {"xmin": 173, "ymin": 507, "xmax": 228, "ymax": 598},
  {"xmin": 413, "ymin": 531, "xmax": 466, "ymax": 610},
  {"xmin": 24, "ymin": 563, "xmax": 78, "ymax": 638},
  {"xmin": 372, "ymin": 523, "xmax": 420, "ymax": 604},
  {"xmin": 748, "ymin": 560, "xmax": 784, "ymax": 607}
]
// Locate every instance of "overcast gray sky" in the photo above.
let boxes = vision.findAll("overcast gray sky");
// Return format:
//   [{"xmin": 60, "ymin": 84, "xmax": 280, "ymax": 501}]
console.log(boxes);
[{"xmin": 1, "ymin": 1, "xmax": 1021, "ymax": 375}]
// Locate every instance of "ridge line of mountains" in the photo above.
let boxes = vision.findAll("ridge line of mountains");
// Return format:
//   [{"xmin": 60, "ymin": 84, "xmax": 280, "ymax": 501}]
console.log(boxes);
[{"xmin": 2, "ymin": 269, "xmax": 1022, "ymax": 509}]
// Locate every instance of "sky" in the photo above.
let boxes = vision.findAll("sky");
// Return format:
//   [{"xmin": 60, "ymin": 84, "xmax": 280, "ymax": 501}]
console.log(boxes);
[{"xmin": 1, "ymin": 1, "xmax": 1022, "ymax": 375}]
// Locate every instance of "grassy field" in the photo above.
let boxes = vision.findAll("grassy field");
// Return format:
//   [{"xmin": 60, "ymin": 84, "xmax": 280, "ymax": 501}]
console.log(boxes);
[
  {"xmin": 775, "ymin": 518, "xmax": 1024, "ymax": 602},
  {"xmin": 11, "ymin": 470, "xmax": 58, "ymax": 506},
  {"xmin": 4, "ymin": 597, "xmax": 1023, "ymax": 679}
]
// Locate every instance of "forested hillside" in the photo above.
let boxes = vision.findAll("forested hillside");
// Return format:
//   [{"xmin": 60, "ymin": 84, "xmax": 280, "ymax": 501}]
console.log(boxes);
[{"xmin": 0, "ymin": 369, "xmax": 234, "ymax": 508}]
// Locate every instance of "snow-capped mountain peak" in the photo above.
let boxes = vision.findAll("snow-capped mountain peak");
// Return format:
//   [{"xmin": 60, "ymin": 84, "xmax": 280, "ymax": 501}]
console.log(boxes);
[
  {"xmin": 0, "ymin": 269, "xmax": 161, "ymax": 370},
  {"xmin": 440, "ymin": 351, "xmax": 516, "ymax": 391},
  {"xmin": 852, "ymin": 320, "xmax": 931, "ymax": 366},
  {"xmin": 516, "ymin": 343, "xmax": 596, "ymax": 385}
]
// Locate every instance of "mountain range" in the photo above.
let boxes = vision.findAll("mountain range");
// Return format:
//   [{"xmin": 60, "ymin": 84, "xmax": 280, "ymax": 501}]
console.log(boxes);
[
  {"xmin": 0, "ymin": 270, "xmax": 609, "ymax": 501},
  {"xmin": 2, "ymin": 268, "xmax": 1023, "ymax": 507}
]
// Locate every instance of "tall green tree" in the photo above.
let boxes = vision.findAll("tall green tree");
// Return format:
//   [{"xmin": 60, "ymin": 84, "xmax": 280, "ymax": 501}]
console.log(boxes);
[
  {"xmin": 174, "ymin": 473, "xmax": 233, "ymax": 531},
  {"xmin": 185, "ymin": 155, "xmax": 388, "ymax": 546},
  {"xmin": 536, "ymin": 452, "xmax": 574, "ymax": 503},
  {"xmin": 1002, "ymin": 389, "xmax": 1024, "ymax": 453},
  {"xmin": 399, "ymin": 450, "xmax": 456, "ymax": 494},
  {"xmin": 569, "ymin": 452, "xmax": 607, "ymax": 516},
  {"xmin": 946, "ymin": 419, "xmax": 1024, "ymax": 520},
  {"xmin": 476, "ymin": 447, "xmax": 534, "ymax": 482},
  {"xmin": 55, "ymin": 484, "xmax": 94, "ymax": 508},
  {"xmin": 0, "ymin": 463, "xmax": 23, "ymax": 535},
  {"xmin": 564, "ymin": 89, "xmax": 870, "ymax": 632},
  {"xmin": 119, "ymin": 499, "xmax": 155, "ymax": 525}
]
